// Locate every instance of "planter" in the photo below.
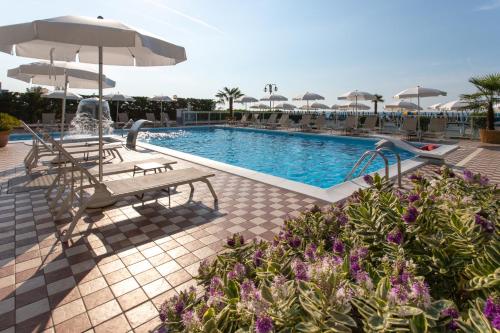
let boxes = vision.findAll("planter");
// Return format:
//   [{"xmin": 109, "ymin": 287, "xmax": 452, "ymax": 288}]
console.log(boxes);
[
  {"xmin": 0, "ymin": 131, "xmax": 9, "ymax": 148},
  {"xmin": 479, "ymin": 129, "xmax": 500, "ymax": 144}
]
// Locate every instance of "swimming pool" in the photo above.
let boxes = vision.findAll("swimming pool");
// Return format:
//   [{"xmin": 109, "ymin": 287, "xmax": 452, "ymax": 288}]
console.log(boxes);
[{"xmin": 138, "ymin": 127, "xmax": 415, "ymax": 189}]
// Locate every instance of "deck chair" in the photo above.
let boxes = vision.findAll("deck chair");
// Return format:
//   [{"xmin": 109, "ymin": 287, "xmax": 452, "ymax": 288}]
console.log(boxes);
[
  {"xmin": 311, "ymin": 114, "xmax": 327, "ymax": 131},
  {"xmin": 399, "ymin": 117, "xmax": 418, "ymax": 140},
  {"xmin": 48, "ymin": 138, "xmax": 217, "ymax": 243},
  {"xmin": 356, "ymin": 115, "xmax": 378, "ymax": 134},
  {"xmin": 342, "ymin": 116, "xmax": 357, "ymax": 134},
  {"xmin": 160, "ymin": 113, "xmax": 176, "ymax": 127},
  {"xmin": 235, "ymin": 113, "xmax": 249, "ymax": 126},
  {"xmin": 264, "ymin": 113, "xmax": 278, "ymax": 127},
  {"xmin": 247, "ymin": 113, "xmax": 260, "ymax": 127},
  {"xmin": 22, "ymin": 123, "xmax": 123, "ymax": 174},
  {"xmin": 146, "ymin": 113, "xmax": 160, "ymax": 127},
  {"xmin": 41, "ymin": 113, "xmax": 57, "ymax": 129},
  {"xmin": 296, "ymin": 114, "xmax": 313, "ymax": 131},
  {"xmin": 425, "ymin": 118, "xmax": 447, "ymax": 139},
  {"xmin": 117, "ymin": 112, "xmax": 130, "ymax": 126},
  {"xmin": 46, "ymin": 156, "xmax": 178, "ymax": 213}
]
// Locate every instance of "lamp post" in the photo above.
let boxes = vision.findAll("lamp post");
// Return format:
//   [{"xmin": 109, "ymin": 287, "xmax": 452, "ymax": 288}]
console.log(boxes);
[{"xmin": 264, "ymin": 83, "xmax": 278, "ymax": 111}]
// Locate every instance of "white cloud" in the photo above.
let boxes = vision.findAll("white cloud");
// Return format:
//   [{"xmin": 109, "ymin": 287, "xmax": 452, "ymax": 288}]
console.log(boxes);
[
  {"xmin": 142, "ymin": 0, "xmax": 224, "ymax": 34},
  {"xmin": 476, "ymin": 0, "xmax": 500, "ymax": 11}
]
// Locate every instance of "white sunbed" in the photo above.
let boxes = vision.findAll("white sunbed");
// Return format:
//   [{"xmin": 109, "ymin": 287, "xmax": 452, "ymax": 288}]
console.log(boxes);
[{"xmin": 47, "ymin": 138, "xmax": 218, "ymax": 243}]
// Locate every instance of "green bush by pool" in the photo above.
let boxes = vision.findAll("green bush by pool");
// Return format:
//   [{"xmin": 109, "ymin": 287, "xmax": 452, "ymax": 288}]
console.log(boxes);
[{"xmin": 156, "ymin": 167, "xmax": 499, "ymax": 333}]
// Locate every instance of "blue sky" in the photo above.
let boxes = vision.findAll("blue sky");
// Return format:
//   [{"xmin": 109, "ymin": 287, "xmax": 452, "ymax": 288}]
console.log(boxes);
[{"xmin": 0, "ymin": 0, "xmax": 499, "ymax": 107}]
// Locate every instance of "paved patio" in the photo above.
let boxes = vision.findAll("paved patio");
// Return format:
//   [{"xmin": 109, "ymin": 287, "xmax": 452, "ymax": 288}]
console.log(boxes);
[{"xmin": 0, "ymin": 138, "xmax": 498, "ymax": 333}]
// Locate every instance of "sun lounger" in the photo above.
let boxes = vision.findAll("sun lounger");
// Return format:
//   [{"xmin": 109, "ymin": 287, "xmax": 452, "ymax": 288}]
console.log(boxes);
[
  {"xmin": 311, "ymin": 114, "xmax": 327, "ymax": 131},
  {"xmin": 146, "ymin": 113, "xmax": 161, "ymax": 127},
  {"xmin": 355, "ymin": 115, "xmax": 378, "ymax": 134},
  {"xmin": 46, "ymin": 157, "xmax": 178, "ymax": 213},
  {"xmin": 41, "ymin": 113, "xmax": 57, "ymax": 129},
  {"xmin": 264, "ymin": 113, "xmax": 278, "ymax": 128},
  {"xmin": 342, "ymin": 115, "xmax": 357, "ymax": 134},
  {"xmin": 161, "ymin": 113, "xmax": 176, "ymax": 127},
  {"xmin": 232, "ymin": 113, "xmax": 248, "ymax": 126},
  {"xmin": 399, "ymin": 117, "xmax": 418, "ymax": 140},
  {"xmin": 22, "ymin": 122, "xmax": 123, "ymax": 173},
  {"xmin": 266, "ymin": 113, "xmax": 288, "ymax": 129},
  {"xmin": 245, "ymin": 113, "xmax": 260, "ymax": 127},
  {"xmin": 47, "ymin": 139, "xmax": 217, "ymax": 243},
  {"xmin": 295, "ymin": 114, "xmax": 312, "ymax": 131},
  {"xmin": 424, "ymin": 118, "xmax": 447, "ymax": 139}
]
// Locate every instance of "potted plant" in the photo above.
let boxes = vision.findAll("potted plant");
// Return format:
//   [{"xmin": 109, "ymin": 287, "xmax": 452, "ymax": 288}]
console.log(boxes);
[
  {"xmin": 0, "ymin": 113, "xmax": 21, "ymax": 147},
  {"xmin": 462, "ymin": 73, "xmax": 500, "ymax": 143}
]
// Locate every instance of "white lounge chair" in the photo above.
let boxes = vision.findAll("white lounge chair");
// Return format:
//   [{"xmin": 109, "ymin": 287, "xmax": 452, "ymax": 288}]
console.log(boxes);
[
  {"xmin": 311, "ymin": 114, "xmax": 327, "ymax": 131},
  {"xmin": 356, "ymin": 115, "xmax": 378, "ymax": 134},
  {"xmin": 424, "ymin": 118, "xmax": 447, "ymax": 139},
  {"xmin": 146, "ymin": 112, "xmax": 161, "ymax": 127},
  {"xmin": 342, "ymin": 116, "xmax": 357, "ymax": 134},
  {"xmin": 22, "ymin": 123, "xmax": 123, "ymax": 173},
  {"xmin": 47, "ymin": 138, "xmax": 217, "ymax": 243},
  {"xmin": 399, "ymin": 117, "xmax": 418, "ymax": 140},
  {"xmin": 296, "ymin": 114, "xmax": 312, "ymax": 131}
]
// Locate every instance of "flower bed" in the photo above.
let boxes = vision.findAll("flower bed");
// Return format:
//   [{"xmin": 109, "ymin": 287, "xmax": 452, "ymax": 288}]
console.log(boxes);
[{"xmin": 157, "ymin": 167, "xmax": 499, "ymax": 332}]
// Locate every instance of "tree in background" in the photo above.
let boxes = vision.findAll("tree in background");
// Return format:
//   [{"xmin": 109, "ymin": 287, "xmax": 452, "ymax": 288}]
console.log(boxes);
[
  {"xmin": 371, "ymin": 94, "xmax": 384, "ymax": 114},
  {"xmin": 215, "ymin": 87, "xmax": 244, "ymax": 120},
  {"xmin": 462, "ymin": 73, "xmax": 500, "ymax": 130}
]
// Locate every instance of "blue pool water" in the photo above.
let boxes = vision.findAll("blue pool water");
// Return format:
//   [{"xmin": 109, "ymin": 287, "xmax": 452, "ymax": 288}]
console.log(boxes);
[{"xmin": 138, "ymin": 127, "xmax": 415, "ymax": 188}]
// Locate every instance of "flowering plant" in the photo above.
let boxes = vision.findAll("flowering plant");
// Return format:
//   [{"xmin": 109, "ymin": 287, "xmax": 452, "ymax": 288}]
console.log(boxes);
[{"xmin": 155, "ymin": 167, "xmax": 499, "ymax": 332}]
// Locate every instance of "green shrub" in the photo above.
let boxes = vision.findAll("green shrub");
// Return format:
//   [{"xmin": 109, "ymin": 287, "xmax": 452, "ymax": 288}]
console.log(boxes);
[
  {"xmin": 155, "ymin": 168, "xmax": 500, "ymax": 332},
  {"xmin": 0, "ymin": 113, "xmax": 20, "ymax": 131}
]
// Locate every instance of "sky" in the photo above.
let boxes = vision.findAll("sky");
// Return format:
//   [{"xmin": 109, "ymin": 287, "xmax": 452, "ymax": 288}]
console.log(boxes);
[{"xmin": 0, "ymin": 0, "xmax": 499, "ymax": 108}]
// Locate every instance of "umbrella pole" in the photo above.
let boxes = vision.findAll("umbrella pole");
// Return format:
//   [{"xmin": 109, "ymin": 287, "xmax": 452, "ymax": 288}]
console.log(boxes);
[
  {"xmin": 98, "ymin": 45, "xmax": 103, "ymax": 181},
  {"xmin": 417, "ymin": 94, "xmax": 421, "ymax": 140},
  {"xmin": 60, "ymin": 71, "xmax": 68, "ymax": 142},
  {"xmin": 160, "ymin": 101, "xmax": 163, "ymax": 126},
  {"xmin": 116, "ymin": 100, "xmax": 119, "ymax": 123}
]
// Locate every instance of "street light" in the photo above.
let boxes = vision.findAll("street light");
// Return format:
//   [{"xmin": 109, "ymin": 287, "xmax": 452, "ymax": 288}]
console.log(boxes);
[{"xmin": 264, "ymin": 83, "xmax": 278, "ymax": 110}]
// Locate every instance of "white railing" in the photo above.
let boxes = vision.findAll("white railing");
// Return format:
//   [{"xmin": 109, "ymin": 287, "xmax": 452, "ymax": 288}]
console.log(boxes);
[{"xmin": 181, "ymin": 111, "xmax": 228, "ymax": 125}]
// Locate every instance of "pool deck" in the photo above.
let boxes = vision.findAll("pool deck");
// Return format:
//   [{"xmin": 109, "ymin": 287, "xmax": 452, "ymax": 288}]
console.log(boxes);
[{"xmin": 0, "ymin": 133, "xmax": 498, "ymax": 333}]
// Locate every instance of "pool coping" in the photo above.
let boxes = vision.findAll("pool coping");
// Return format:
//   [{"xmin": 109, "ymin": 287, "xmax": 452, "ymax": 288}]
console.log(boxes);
[{"xmin": 125, "ymin": 128, "xmax": 436, "ymax": 203}]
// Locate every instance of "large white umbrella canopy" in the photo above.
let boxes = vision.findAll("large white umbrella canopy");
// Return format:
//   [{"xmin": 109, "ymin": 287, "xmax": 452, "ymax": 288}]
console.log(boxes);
[
  {"xmin": 384, "ymin": 100, "xmax": 422, "ymax": 111},
  {"xmin": 104, "ymin": 93, "xmax": 135, "ymax": 122},
  {"xmin": 7, "ymin": 61, "xmax": 115, "ymax": 88},
  {"xmin": 428, "ymin": 103, "xmax": 443, "ymax": 110},
  {"xmin": 394, "ymin": 86, "xmax": 446, "ymax": 133},
  {"xmin": 339, "ymin": 101, "xmax": 370, "ymax": 110},
  {"xmin": 0, "ymin": 15, "xmax": 186, "ymax": 181},
  {"xmin": 440, "ymin": 100, "xmax": 469, "ymax": 111},
  {"xmin": 149, "ymin": 95, "xmax": 172, "ymax": 124},
  {"xmin": 260, "ymin": 94, "xmax": 287, "ymax": 110},
  {"xmin": 43, "ymin": 90, "xmax": 82, "ymax": 100},
  {"xmin": 260, "ymin": 94, "xmax": 288, "ymax": 102},
  {"xmin": 235, "ymin": 96, "xmax": 258, "ymax": 110},
  {"xmin": 8, "ymin": 61, "xmax": 115, "ymax": 138},
  {"xmin": 330, "ymin": 104, "xmax": 342, "ymax": 110},
  {"xmin": 274, "ymin": 103, "xmax": 296, "ymax": 111},
  {"xmin": 309, "ymin": 102, "xmax": 330, "ymax": 110},
  {"xmin": 338, "ymin": 90, "xmax": 375, "ymax": 126},
  {"xmin": 250, "ymin": 103, "xmax": 270, "ymax": 110},
  {"xmin": 236, "ymin": 96, "xmax": 258, "ymax": 103},
  {"xmin": 293, "ymin": 92, "xmax": 325, "ymax": 111}
]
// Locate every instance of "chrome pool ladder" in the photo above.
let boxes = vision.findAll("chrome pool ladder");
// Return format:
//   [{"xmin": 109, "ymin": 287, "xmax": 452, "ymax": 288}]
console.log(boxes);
[{"xmin": 345, "ymin": 147, "xmax": 402, "ymax": 188}]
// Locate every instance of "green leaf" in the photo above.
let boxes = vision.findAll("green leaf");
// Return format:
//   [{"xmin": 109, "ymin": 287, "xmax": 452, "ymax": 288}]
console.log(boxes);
[
  {"xmin": 203, "ymin": 318, "xmax": 217, "ymax": 333},
  {"xmin": 330, "ymin": 311, "xmax": 357, "ymax": 328},
  {"xmin": 226, "ymin": 280, "xmax": 239, "ymax": 299},
  {"xmin": 203, "ymin": 307, "xmax": 216, "ymax": 323},
  {"xmin": 367, "ymin": 316, "xmax": 385, "ymax": 330},
  {"xmin": 375, "ymin": 277, "xmax": 390, "ymax": 299},
  {"xmin": 295, "ymin": 321, "xmax": 320, "ymax": 333},
  {"xmin": 261, "ymin": 285, "xmax": 274, "ymax": 303},
  {"xmin": 410, "ymin": 313, "xmax": 428, "ymax": 333}
]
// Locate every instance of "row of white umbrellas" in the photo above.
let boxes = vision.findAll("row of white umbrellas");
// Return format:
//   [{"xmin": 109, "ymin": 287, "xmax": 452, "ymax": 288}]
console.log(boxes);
[{"xmin": 0, "ymin": 15, "xmax": 187, "ymax": 182}]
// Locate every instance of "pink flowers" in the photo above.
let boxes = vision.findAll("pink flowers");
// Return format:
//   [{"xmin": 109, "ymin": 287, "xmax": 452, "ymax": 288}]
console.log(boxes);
[
  {"xmin": 363, "ymin": 174, "xmax": 374, "ymax": 185},
  {"xmin": 387, "ymin": 228, "xmax": 404, "ymax": 245},
  {"xmin": 475, "ymin": 213, "xmax": 495, "ymax": 233},
  {"xmin": 403, "ymin": 206, "xmax": 419, "ymax": 223},
  {"xmin": 484, "ymin": 297, "xmax": 500, "ymax": 329},
  {"xmin": 255, "ymin": 315, "xmax": 274, "ymax": 333}
]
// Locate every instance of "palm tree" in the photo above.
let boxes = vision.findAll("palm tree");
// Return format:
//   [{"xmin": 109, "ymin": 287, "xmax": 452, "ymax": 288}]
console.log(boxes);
[
  {"xmin": 461, "ymin": 74, "xmax": 500, "ymax": 130},
  {"xmin": 371, "ymin": 94, "xmax": 384, "ymax": 114},
  {"xmin": 215, "ymin": 87, "xmax": 244, "ymax": 120}
]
